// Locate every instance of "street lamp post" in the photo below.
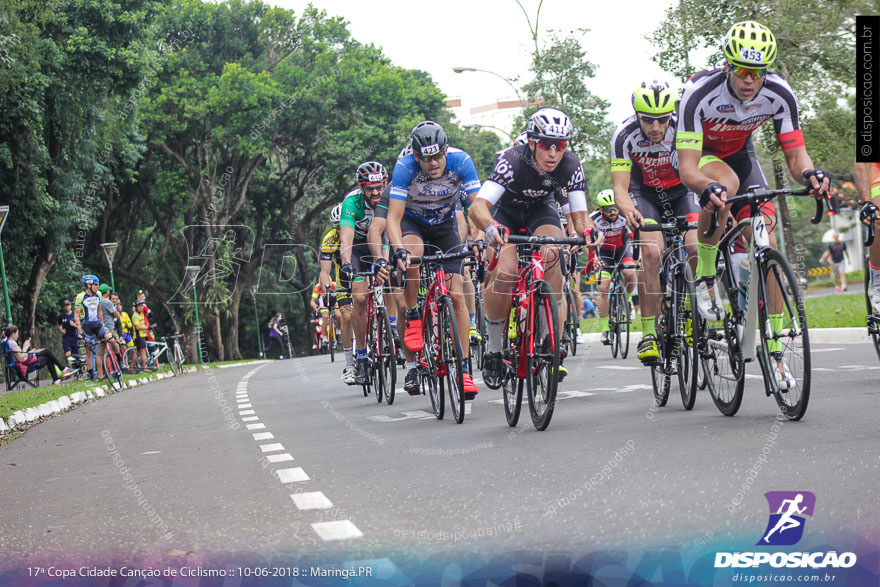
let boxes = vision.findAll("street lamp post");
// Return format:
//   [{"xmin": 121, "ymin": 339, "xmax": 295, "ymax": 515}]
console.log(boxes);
[
  {"xmin": 0, "ymin": 206, "xmax": 10, "ymax": 321},
  {"xmin": 185, "ymin": 265, "xmax": 204, "ymax": 364},
  {"xmin": 100, "ymin": 242, "xmax": 118, "ymax": 292},
  {"xmin": 249, "ymin": 285, "xmax": 264, "ymax": 358},
  {"xmin": 452, "ymin": 67, "xmax": 527, "ymax": 112}
]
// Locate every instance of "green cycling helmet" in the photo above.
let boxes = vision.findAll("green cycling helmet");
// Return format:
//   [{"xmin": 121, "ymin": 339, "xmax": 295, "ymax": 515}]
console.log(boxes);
[
  {"xmin": 596, "ymin": 189, "xmax": 616, "ymax": 208},
  {"xmin": 722, "ymin": 21, "xmax": 777, "ymax": 68},
  {"xmin": 632, "ymin": 80, "xmax": 675, "ymax": 115}
]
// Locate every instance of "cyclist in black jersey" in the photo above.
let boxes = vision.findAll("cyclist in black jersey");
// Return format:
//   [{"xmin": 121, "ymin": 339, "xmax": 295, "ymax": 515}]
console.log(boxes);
[
  {"xmin": 611, "ymin": 80, "xmax": 699, "ymax": 363},
  {"xmin": 469, "ymin": 108, "xmax": 599, "ymax": 388}
]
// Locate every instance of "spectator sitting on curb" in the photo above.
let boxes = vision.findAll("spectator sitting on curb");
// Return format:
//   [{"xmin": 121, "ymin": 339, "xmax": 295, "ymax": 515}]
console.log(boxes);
[
  {"xmin": 57, "ymin": 299, "xmax": 79, "ymax": 360},
  {"xmin": 3, "ymin": 324, "xmax": 72, "ymax": 385}
]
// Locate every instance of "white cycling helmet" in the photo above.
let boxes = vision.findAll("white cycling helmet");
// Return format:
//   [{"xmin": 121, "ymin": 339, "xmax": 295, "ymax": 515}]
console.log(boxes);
[
  {"xmin": 527, "ymin": 108, "xmax": 573, "ymax": 140},
  {"xmin": 330, "ymin": 203, "xmax": 343, "ymax": 224}
]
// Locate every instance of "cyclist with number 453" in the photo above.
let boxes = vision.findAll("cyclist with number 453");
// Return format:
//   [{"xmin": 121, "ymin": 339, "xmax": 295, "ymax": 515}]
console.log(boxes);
[
  {"xmin": 469, "ymin": 108, "xmax": 597, "ymax": 388},
  {"xmin": 386, "ymin": 121, "xmax": 482, "ymax": 398},
  {"xmin": 676, "ymin": 20, "xmax": 829, "ymax": 389}
]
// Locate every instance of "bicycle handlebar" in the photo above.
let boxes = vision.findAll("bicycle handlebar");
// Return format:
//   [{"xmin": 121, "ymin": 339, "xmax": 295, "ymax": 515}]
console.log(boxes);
[
  {"xmin": 703, "ymin": 187, "xmax": 819, "ymax": 238},
  {"xmin": 408, "ymin": 249, "xmax": 475, "ymax": 266}
]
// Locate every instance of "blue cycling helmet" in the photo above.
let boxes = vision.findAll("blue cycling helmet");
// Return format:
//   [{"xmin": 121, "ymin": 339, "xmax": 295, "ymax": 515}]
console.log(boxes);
[{"xmin": 82, "ymin": 274, "xmax": 99, "ymax": 285}]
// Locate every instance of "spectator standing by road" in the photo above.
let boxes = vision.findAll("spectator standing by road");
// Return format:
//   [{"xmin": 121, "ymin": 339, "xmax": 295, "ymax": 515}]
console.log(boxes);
[
  {"xmin": 267, "ymin": 312, "xmax": 285, "ymax": 359},
  {"xmin": 819, "ymin": 232, "xmax": 850, "ymax": 292},
  {"xmin": 57, "ymin": 300, "xmax": 79, "ymax": 360},
  {"xmin": 99, "ymin": 284, "xmax": 122, "ymax": 363},
  {"xmin": 131, "ymin": 301, "xmax": 150, "ymax": 369}
]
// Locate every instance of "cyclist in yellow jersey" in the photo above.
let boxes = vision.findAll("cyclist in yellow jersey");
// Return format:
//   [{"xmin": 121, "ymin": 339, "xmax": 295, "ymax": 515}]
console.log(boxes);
[
  {"xmin": 856, "ymin": 162, "xmax": 880, "ymax": 312},
  {"xmin": 319, "ymin": 204, "xmax": 356, "ymax": 383}
]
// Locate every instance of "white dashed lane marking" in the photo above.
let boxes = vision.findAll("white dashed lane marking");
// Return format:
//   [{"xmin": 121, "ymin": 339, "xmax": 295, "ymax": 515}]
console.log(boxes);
[
  {"xmin": 276, "ymin": 467, "xmax": 309, "ymax": 483},
  {"xmin": 311, "ymin": 520, "xmax": 363, "ymax": 541},
  {"xmin": 291, "ymin": 491, "xmax": 332, "ymax": 510},
  {"xmin": 237, "ymin": 367, "xmax": 363, "ymax": 542},
  {"xmin": 266, "ymin": 453, "xmax": 294, "ymax": 463}
]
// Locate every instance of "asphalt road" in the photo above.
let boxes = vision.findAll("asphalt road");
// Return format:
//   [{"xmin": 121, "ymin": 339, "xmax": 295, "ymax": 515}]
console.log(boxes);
[{"xmin": 1, "ymin": 339, "xmax": 877, "ymax": 583}]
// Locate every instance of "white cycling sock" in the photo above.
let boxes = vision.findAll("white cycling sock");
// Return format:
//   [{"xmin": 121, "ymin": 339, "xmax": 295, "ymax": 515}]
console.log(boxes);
[
  {"xmin": 487, "ymin": 318, "xmax": 506, "ymax": 353},
  {"xmin": 343, "ymin": 347, "xmax": 354, "ymax": 367},
  {"xmin": 405, "ymin": 361, "xmax": 418, "ymax": 370}
]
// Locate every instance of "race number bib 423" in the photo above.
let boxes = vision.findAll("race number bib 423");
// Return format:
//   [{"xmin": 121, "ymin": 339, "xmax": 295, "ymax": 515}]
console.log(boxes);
[{"xmin": 420, "ymin": 144, "xmax": 440, "ymax": 157}]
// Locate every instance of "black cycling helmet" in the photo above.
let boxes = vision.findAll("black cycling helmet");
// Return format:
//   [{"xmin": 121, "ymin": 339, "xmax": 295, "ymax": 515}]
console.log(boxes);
[
  {"xmin": 410, "ymin": 121, "xmax": 447, "ymax": 159},
  {"xmin": 356, "ymin": 161, "xmax": 388, "ymax": 184}
]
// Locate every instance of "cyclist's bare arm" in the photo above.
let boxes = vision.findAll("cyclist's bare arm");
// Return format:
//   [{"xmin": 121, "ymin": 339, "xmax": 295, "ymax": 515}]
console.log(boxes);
[
  {"xmin": 854, "ymin": 162, "xmax": 875, "ymax": 202},
  {"xmin": 367, "ymin": 217, "xmax": 387, "ymax": 260},
  {"xmin": 468, "ymin": 197, "xmax": 494, "ymax": 234},
  {"xmin": 677, "ymin": 149, "xmax": 722, "ymax": 206},
  {"xmin": 612, "ymin": 170, "xmax": 644, "ymax": 230},
  {"xmin": 783, "ymin": 146, "xmax": 828, "ymax": 197},
  {"xmin": 386, "ymin": 198, "xmax": 407, "ymax": 269},
  {"xmin": 319, "ymin": 259, "xmax": 334, "ymax": 290},
  {"xmin": 339, "ymin": 224, "xmax": 355, "ymax": 266}
]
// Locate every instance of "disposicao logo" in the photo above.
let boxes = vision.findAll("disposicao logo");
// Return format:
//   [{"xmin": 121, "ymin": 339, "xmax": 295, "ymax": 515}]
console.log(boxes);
[
  {"xmin": 714, "ymin": 491, "xmax": 858, "ymax": 570},
  {"xmin": 759, "ymin": 491, "xmax": 814, "ymax": 546}
]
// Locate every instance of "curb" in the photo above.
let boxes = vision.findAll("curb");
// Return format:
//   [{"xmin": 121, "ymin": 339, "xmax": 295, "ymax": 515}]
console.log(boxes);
[{"xmin": 1, "ymin": 366, "xmax": 203, "ymax": 438}]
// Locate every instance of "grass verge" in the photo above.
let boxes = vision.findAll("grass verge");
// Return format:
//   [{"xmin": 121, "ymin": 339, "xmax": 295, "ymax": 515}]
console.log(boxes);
[{"xmin": 0, "ymin": 359, "xmax": 266, "ymax": 420}]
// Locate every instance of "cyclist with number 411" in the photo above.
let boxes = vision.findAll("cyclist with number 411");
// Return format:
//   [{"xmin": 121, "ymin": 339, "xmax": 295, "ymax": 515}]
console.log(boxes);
[
  {"xmin": 675, "ymin": 20, "xmax": 829, "ymax": 389},
  {"xmin": 469, "ymin": 108, "xmax": 598, "ymax": 389},
  {"xmin": 386, "ymin": 121, "xmax": 483, "ymax": 398}
]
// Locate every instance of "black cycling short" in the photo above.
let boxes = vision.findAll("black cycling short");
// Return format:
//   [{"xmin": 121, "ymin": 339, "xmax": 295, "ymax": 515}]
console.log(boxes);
[
  {"xmin": 631, "ymin": 184, "xmax": 699, "ymax": 224},
  {"xmin": 401, "ymin": 216, "xmax": 464, "ymax": 274},
  {"xmin": 491, "ymin": 198, "xmax": 561, "ymax": 235},
  {"xmin": 134, "ymin": 334, "xmax": 147, "ymax": 351},
  {"xmin": 82, "ymin": 322, "xmax": 109, "ymax": 339},
  {"xmin": 714, "ymin": 142, "xmax": 774, "ymax": 221},
  {"xmin": 598, "ymin": 244, "xmax": 636, "ymax": 273},
  {"xmin": 348, "ymin": 242, "xmax": 373, "ymax": 279}
]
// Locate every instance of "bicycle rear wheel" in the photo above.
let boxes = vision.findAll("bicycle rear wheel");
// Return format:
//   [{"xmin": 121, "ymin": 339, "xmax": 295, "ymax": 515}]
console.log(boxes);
[
  {"xmin": 422, "ymin": 302, "xmax": 443, "ymax": 420},
  {"xmin": 676, "ymin": 265, "xmax": 700, "ymax": 410},
  {"xmin": 651, "ymin": 300, "xmax": 671, "ymax": 407},
  {"xmin": 526, "ymin": 281, "xmax": 560, "ymax": 431},
  {"xmin": 703, "ymin": 259, "xmax": 745, "ymax": 416},
  {"xmin": 757, "ymin": 249, "xmax": 810, "ymax": 420},
  {"xmin": 439, "ymin": 297, "xmax": 465, "ymax": 424},
  {"xmin": 616, "ymin": 282, "xmax": 631, "ymax": 359},
  {"xmin": 866, "ymin": 267, "xmax": 880, "ymax": 360},
  {"xmin": 609, "ymin": 289, "xmax": 620, "ymax": 359},
  {"xmin": 169, "ymin": 343, "xmax": 181, "ymax": 376},
  {"xmin": 122, "ymin": 347, "xmax": 140, "ymax": 373}
]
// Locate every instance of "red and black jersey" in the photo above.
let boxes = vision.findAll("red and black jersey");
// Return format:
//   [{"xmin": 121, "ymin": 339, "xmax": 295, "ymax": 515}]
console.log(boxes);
[{"xmin": 611, "ymin": 114, "xmax": 682, "ymax": 192}]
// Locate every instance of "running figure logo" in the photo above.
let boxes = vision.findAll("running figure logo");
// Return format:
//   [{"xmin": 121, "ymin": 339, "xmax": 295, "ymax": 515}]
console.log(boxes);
[{"xmin": 758, "ymin": 491, "xmax": 816, "ymax": 546}]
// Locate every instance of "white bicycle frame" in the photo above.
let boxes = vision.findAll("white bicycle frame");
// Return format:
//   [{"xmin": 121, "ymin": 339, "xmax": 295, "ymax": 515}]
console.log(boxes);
[{"xmin": 732, "ymin": 212, "xmax": 801, "ymax": 363}]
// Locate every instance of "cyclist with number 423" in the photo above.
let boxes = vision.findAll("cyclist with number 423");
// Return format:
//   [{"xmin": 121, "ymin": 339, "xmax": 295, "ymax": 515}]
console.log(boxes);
[
  {"xmin": 675, "ymin": 20, "xmax": 829, "ymax": 389},
  {"xmin": 386, "ymin": 121, "xmax": 482, "ymax": 398},
  {"xmin": 469, "ymin": 108, "xmax": 597, "ymax": 388}
]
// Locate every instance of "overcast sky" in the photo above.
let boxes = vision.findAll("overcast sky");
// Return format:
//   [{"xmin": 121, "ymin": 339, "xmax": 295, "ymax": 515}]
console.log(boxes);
[{"xmin": 273, "ymin": 0, "xmax": 682, "ymax": 125}]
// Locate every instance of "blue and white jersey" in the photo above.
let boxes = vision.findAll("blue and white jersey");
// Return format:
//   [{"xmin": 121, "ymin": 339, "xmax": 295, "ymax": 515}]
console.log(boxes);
[{"xmin": 389, "ymin": 147, "xmax": 481, "ymax": 225}]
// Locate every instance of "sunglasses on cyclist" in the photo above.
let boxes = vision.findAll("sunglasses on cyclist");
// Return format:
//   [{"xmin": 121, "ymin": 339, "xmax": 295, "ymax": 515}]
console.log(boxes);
[
  {"xmin": 601, "ymin": 206, "xmax": 619, "ymax": 214},
  {"xmin": 639, "ymin": 114, "xmax": 672, "ymax": 125},
  {"xmin": 729, "ymin": 64, "xmax": 767, "ymax": 80},
  {"xmin": 417, "ymin": 151, "xmax": 446, "ymax": 162},
  {"xmin": 535, "ymin": 138, "xmax": 567, "ymax": 151}
]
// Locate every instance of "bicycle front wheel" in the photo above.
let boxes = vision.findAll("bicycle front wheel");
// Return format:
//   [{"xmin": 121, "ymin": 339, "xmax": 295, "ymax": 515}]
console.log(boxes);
[
  {"xmin": 609, "ymin": 289, "xmax": 620, "ymax": 359},
  {"xmin": 329, "ymin": 318, "xmax": 336, "ymax": 363},
  {"xmin": 169, "ymin": 343, "xmax": 181, "ymax": 376},
  {"xmin": 104, "ymin": 350, "xmax": 125, "ymax": 392},
  {"xmin": 439, "ymin": 297, "xmax": 465, "ymax": 424},
  {"xmin": 651, "ymin": 306, "xmax": 671, "ymax": 407},
  {"xmin": 526, "ymin": 281, "xmax": 560, "ymax": 431},
  {"xmin": 866, "ymin": 266, "xmax": 880, "ymax": 361},
  {"xmin": 565, "ymin": 288, "xmax": 578, "ymax": 357},
  {"xmin": 757, "ymin": 248, "xmax": 810, "ymax": 420},
  {"xmin": 377, "ymin": 307, "xmax": 396, "ymax": 405},
  {"xmin": 472, "ymin": 286, "xmax": 487, "ymax": 369}
]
